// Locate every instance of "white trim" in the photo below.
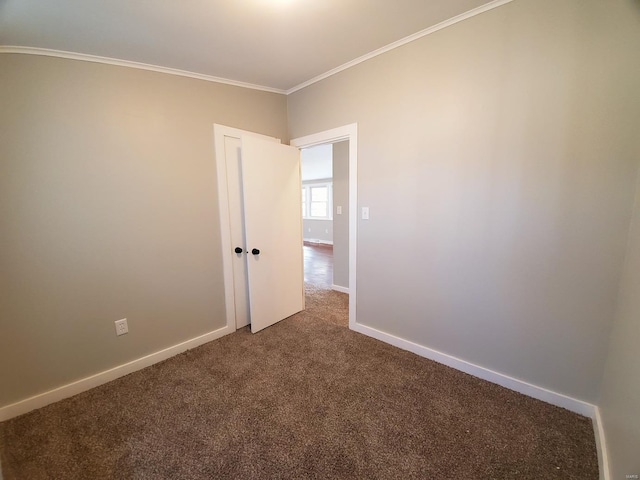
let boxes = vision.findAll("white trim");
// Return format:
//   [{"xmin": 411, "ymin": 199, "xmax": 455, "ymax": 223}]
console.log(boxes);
[
  {"xmin": 351, "ymin": 322, "xmax": 597, "ymax": 418},
  {"xmin": 0, "ymin": 46, "xmax": 286, "ymax": 95},
  {"xmin": 213, "ymin": 124, "xmax": 280, "ymax": 332},
  {"xmin": 291, "ymin": 124, "xmax": 358, "ymax": 331},
  {"xmin": 593, "ymin": 407, "xmax": 611, "ymax": 480},
  {"xmin": 302, "ymin": 177, "xmax": 333, "ymax": 184},
  {"xmin": 0, "ymin": 325, "xmax": 232, "ymax": 422},
  {"xmin": 286, "ymin": 0, "xmax": 515, "ymax": 94},
  {"xmin": 214, "ymin": 125, "xmax": 235, "ymax": 334},
  {"xmin": 304, "ymin": 239, "xmax": 333, "ymax": 246},
  {"xmin": 2, "ymin": 1, "xmax": 514, "ymax": 97},
  {"xmin": 331, "ymin": 284, "xmax": 349, "ymax": 294}
]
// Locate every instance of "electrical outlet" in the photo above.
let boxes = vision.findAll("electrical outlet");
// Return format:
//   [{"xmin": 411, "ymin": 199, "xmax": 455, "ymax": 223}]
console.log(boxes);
[{"xmin": 115, "ymin": 318, "xmax": 128, "ymax": 336}]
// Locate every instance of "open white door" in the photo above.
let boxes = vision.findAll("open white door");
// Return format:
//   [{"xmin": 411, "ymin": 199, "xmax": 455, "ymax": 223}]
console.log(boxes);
[{"xmin": 241, "ymin": 135, "xmax": 304, "ymax": 333}]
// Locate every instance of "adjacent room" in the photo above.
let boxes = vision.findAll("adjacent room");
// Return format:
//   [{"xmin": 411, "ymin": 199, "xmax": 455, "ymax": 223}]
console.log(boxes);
[
  {"xmin": 301, "ymin": 141, "xmax": 350, "ymax": 294},
  {"xmin": 1, "ymin": 0, "xmax": 639, "ymax": 478}
]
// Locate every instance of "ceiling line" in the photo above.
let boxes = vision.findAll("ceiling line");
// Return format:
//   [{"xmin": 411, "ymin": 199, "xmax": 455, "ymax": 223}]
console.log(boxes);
[
  {"xmin": 0, "ymin": 0, "xmax": 514, "ymax": 96},
  {"xmin": 285, "ymin": 0, "xmax": 514, "ymax": 95},
  {"xmin": 0, "ymin": 46, "xmax": 287, "ymax": 95}
]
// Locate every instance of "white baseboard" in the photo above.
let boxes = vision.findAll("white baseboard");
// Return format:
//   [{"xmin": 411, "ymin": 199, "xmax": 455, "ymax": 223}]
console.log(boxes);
[
  {"xmin": 1, "ymin": 317, "xmax": 611, "ymax": 478},
  {"xmin": 303, "ymin": 239, "xmax": 333, "ymax": 246},
  {"xmin": 351, "ymin": 322, "xmax": 597, "ymax": 418},
  {"xmin": 331, "ymin": 284, "xmax": 349, "ymax": 294},
  {"xmin": 0, "ymin": 324, "xmax": 233, "ymax": 422},
  {"xmin": 593, "ymin": 407, "xmax": 611, "ymax": 480},
  {"xmin": 352, "ymin": 323, "xmax": 613, "ymax": 477}
]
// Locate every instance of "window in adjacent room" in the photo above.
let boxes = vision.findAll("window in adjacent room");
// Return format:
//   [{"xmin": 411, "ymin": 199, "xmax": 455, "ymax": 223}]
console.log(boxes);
[{"xmin": 301, "ymin": 182, "xmax": 332, "ymax": 220}]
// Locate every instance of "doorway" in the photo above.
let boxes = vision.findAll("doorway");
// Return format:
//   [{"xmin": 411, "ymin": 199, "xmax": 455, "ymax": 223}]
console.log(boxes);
[
  {"xmin": 214, "ymin": 125, "xmax": 305, "ymax": 333},
  {"xmin": 214, "ymin": 123, "xmax": 358, "ymax": 332},
  {"xmin": 291, "ymin": 124, "xmax": 358, "ymax": 330},
  {"xmin": 300, "ymin": 141, "xmax": 350, "ymax": 294}
]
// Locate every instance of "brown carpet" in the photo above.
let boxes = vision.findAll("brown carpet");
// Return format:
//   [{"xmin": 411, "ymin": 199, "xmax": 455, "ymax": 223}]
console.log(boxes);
[{"xmin": 0, "ymin": 285, "xmax": 598, "ymax": 479}]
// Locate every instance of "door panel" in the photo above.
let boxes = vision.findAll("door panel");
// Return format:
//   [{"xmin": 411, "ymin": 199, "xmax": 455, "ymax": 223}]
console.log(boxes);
[
  {"xmin": 241, "ymin": 136, "xmax": 304, "ymax": 333},
  {"xmin": 224, "ymin": 136, "xmax": 251, "ymax": 328}
]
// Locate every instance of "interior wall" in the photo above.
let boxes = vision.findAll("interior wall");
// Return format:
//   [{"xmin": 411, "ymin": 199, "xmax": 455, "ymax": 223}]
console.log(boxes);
[
  {"xmin": 303, "ymin": 218, "xmax": 333, "ymax": 244},
  {"xmin": 287, "ymin": 0, "xmax": 640, "ymax": 402},
  {"xmin": 0, "ymin": 54, "xmax": 288, "ymax": 407},
  {"xmin": 332, "ymin": 141, "xmax": 349, "ymax": 289},
  {"xmin": 598, "ymin": 167, "xmax": 640, "ymax": 479}
]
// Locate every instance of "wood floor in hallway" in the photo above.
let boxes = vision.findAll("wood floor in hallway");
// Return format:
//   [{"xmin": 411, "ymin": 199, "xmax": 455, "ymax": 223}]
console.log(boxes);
[{"xmin": 303, "ymin": 243, "xmax": 333, "ymax": 289}]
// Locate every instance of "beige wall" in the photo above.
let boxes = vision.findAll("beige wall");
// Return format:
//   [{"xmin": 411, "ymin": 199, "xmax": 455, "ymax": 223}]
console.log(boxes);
[
  {"xmin": 303, "ymin": 217, "xmax": 333, "ymax": 243},
  {"xmin": 599, "ymin": 168, "xmax": 640, "ymax": 479},
  {"xmin": 593, "ymin": 3, "xmax": 640, "ymax": 477},
  {"xmin": 3, "ymin": 3, "xmax": 640, "ymax": 473},
  {"xmin": 0, "ymin": 54, "xmax": 288, "ymax": 406},
  {"xmin": 288, "ymin": 0, "xmax": 640, "ymax": 402},
  {"xmin": 332, "ymin": 141, "xmax": 349, "ymax": 289}
]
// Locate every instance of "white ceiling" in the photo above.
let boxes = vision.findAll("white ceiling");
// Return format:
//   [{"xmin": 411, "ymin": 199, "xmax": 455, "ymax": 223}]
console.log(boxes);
[
  {"xmin": 301, "ymin": 144, "xmax": 333, "ymax": 182},
  {"xmin": 0, "ymin": 0, "xmax": 496, "ymax": 92}
]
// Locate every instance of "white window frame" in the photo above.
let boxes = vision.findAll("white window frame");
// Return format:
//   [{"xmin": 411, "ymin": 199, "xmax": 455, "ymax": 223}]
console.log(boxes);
[{"xmin": 302, "ymin": 182, "xmax": 333, "ymax": 220}]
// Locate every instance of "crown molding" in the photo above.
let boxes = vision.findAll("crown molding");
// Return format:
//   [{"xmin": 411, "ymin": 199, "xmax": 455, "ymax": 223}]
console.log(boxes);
[
  {"xmin": 1, "ymin": 0, "xmax": 514, "ymax": 96},
  {"xmin": 286, "ymin": 0, "xmax": 514, "ymax": 95},
  {"xmin": 0, "ymin": 46, "xmax": 287, "ymax": 95}
]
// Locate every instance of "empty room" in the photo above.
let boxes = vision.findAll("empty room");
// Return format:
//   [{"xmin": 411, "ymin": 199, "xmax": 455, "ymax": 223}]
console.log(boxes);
[{"xmin": 1, "ymin": 0, "xmax": 639, "ymax": 478}]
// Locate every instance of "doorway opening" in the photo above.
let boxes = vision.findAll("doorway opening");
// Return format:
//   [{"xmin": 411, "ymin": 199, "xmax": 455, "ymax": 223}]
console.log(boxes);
[
  {"xmin": 292, "ymin": 124, "xmax": 358, "ymax": 330},
  {"xmin": 300, "ymin": 142, "xmax": 348, "ymax": 293}
]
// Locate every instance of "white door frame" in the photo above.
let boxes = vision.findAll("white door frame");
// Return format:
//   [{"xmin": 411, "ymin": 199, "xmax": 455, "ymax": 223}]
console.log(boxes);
[
  {"xmin": 213, "ymin": 124, "xmax": 280, "ymax": 331},
  {"xmin": 291, "ymin": 123, "xmax": 358, "ymax": 329}
]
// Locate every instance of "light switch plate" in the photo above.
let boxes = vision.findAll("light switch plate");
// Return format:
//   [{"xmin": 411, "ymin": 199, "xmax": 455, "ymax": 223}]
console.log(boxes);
[
  {"xmin": 362, "ymin": 207, "xmax": 370, "ymax": 220},
  {"xmin": 337, "ymin": 206, "xmax": 342, "ymax": 215}
]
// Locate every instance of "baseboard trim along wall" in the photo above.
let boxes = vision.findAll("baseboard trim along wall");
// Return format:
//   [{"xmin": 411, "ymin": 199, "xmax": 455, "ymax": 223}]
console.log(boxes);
[
  {"xmin": 0, "ymin": 325, "xmax": 233, "ymax": 422},
  {"xmin": 351, "ymin": 322, "xmax": 595, "ymax": 415},
  {"xmin": 351, "ymin": 322, "xmax": 611, "ymax": 479},
  {"xmin": 593, "ymin": 407, "xmax": 612, "ymax": 480},
  {"xmin": 303, "ymin": 239, "xmax": 333, "ymax": 246},
  {"xmin": 1, "ymin": 317, "xmax": 610, "ymax": 479},
  {"xmin": 331, "ymin": 284, "xmax": 349, "ymax": 294}
]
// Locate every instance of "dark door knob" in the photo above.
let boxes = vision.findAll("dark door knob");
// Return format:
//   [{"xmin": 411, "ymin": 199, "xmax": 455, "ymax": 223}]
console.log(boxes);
[
  {"xmin": 234, "ymin": 247, "xmax": 244, "ymax": 254},
  {"xmin": 251, "ymin": 248, "xmax": 260, "ymax": 255}
]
